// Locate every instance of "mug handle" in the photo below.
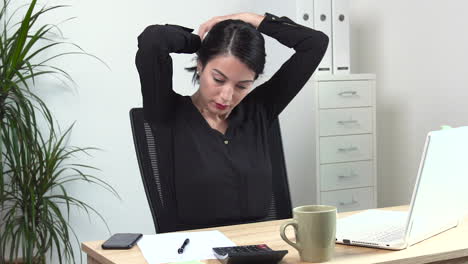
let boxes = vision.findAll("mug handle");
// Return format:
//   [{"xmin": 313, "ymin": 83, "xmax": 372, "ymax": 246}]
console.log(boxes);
[{"xmin": 280, "ymin": 220, "xmax": 301, "ymax": 252}]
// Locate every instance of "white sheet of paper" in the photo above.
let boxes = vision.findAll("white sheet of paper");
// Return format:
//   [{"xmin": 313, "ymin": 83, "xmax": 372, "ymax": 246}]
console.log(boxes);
[{"xmin": 137, "ymin": 230, "xmax": 236, "ymax": 263}]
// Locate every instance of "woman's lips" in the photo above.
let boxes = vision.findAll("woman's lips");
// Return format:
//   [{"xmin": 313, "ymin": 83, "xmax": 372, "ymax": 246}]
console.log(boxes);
[{"xmin": 215, "ymin": 103, "xmax": 228, "ymax": 110}]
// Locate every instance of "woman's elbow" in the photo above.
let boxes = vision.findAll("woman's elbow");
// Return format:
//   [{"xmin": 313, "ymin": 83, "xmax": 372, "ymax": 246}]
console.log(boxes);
[
  {"xmin": 137, "ymin": 25, "xmax": 167, "ymax": 50},
  {"xmin": 297, "ymin": 29, "xmax": 329, "ymax": 54}
]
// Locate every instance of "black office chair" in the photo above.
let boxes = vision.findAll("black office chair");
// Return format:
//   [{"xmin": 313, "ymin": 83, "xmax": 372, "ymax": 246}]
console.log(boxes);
[{"xmin": 130, "ymin": 107, "xmax": 292, "ymax": 233}]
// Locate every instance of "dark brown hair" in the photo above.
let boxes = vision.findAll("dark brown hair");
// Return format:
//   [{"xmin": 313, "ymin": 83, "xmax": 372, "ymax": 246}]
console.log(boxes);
[{"xmin": 186, "ymin": 19, "xmax": 266, "ymax": 83}]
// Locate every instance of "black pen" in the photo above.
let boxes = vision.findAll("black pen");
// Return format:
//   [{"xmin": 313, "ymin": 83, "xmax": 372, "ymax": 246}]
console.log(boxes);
[{"xmin": 178, "ymin": 238, "xmax": 190, "ymax": 254}]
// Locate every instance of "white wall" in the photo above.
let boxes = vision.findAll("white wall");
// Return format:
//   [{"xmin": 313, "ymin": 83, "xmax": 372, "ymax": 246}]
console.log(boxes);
[{"xmin": 349, "ymin": 0, "xmax": 468, "ymax": 207}]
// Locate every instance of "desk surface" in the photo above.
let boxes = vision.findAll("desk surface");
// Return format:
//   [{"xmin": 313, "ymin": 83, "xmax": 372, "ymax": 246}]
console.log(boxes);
[{"xmin": 82, "ymin": 206, "xmax": 468, "ymax": 264}]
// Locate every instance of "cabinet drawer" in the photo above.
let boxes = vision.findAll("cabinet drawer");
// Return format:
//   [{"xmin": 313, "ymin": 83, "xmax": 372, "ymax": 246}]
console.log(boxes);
[
  {"xmin": 319, "ymin": 134, "xmax": 373, "ymax": 164},
  {"xmin": 320, "ymin": 161, "xmax": 374, "ymax": 191},
  {"xmin": 320, "ymin": 187, "xmax": 374, "ymax": 213},
  {"xmin": 319, "ymin": 108, "xmax": 373, "ymax": 136},
  {"xmin": 318, "ymin": 80, "xmax": 372, "ymax": 108}
]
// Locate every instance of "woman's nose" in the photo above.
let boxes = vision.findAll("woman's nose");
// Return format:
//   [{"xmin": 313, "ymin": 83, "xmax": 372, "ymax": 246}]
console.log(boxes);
[{"xmin": 219, "ymin": 85, "xmax": 234, "ymax": 103}]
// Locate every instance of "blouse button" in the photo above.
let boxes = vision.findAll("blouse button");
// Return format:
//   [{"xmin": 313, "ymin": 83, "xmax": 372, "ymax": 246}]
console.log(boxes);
[{"xmin": 224, "ymin": 140, "xmax": 229, "ymax": 145}]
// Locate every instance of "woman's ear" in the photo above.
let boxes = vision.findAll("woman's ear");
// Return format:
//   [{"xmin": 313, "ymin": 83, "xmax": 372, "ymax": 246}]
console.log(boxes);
[{"xmin": 197, "ymin": 60, "xmax": 203, "ymax": 74}]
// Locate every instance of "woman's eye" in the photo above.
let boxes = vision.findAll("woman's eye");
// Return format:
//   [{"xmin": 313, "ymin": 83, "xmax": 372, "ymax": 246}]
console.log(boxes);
[
  {"xmin": 213, "ymin": 78, "xmax": 224, "ymax": 83},
  {"xmin": 237, "ymin": 85, "xmax": 247, "ymax": 90}
]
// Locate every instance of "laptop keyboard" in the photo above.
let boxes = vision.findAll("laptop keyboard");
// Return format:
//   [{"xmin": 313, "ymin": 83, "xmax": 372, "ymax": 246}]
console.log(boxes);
[{"xmin": 362, "ymin": 225, "xmax": 406, "ymax": 242}]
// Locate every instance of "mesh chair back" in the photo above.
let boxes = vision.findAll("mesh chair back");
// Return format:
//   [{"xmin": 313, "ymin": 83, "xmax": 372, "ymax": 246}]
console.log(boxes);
[{"xmin": 130, "ymin": 108, "xmax": 292, "ymax": 233}]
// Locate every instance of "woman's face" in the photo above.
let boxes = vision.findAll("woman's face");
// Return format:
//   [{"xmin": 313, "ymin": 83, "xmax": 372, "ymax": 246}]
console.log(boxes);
[{"xmin": 197, "ymin": 54, "xmax": 255, "ymax": 116}]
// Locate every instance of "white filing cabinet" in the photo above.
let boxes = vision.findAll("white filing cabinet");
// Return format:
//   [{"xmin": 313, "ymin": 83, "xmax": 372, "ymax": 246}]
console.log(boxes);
[{"xmin": 313, "ymin": 74, "xmax": 377, "ymax": 212}]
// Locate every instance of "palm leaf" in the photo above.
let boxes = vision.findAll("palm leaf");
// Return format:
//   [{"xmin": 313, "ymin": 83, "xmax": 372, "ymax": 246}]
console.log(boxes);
[{"xmin": 1, "ymin": 1, "xmax": 115, "ymax": 263}]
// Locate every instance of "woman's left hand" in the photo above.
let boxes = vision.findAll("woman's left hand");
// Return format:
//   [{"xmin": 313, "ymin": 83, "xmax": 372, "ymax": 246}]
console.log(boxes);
[{"xmin": 198, "ymin": 12, "xmax": 265, "ymax": 40}]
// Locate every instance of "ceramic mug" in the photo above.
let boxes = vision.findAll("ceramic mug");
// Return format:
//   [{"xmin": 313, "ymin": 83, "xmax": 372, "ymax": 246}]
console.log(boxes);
[{"xmin": 280, "ymin": 205, "xmax": 337, "ymax": 262}]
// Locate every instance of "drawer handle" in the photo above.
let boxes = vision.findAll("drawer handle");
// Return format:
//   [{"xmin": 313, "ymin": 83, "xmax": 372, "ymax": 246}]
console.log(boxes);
[
  {"xmin": 338, "ymin": 173, "xmax": 358, "ymax": 180},
  {"xmin": 338, "ymin": 91, "xmax": 358, "ymax": 97},
  {"xmin": 338, "ymin": 146, "xmax": 358, "ymax": 152},
  {"xmin": 339, "ymin": 200, "xmax": 359, "ymax": 207},
  {"xmin": 337, "ymin": 120, "xmax": 359, "ymax": 125}
]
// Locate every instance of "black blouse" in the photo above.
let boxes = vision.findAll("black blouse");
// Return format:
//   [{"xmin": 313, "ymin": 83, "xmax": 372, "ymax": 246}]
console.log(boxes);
[{"xmin": 135, "ymin": 12, "xmax": 329, "ymax": 226}]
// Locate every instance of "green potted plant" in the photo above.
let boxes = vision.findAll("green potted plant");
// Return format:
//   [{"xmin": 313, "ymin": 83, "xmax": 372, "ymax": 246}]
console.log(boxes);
[{"xmin": 0, "ymin": 0, "xmax": 118, "ymax": 263}]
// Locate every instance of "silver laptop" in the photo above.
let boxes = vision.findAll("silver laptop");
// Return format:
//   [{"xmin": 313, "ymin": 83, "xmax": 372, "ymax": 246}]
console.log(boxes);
[{"xmin": 336, "ymin": 126, "xmax": 468, "ymax": 250}]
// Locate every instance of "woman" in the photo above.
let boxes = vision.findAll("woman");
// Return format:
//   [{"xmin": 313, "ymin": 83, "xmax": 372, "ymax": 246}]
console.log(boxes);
[{"xmin": 135, "ymin": 12, "xmax": 328, "ymax": 228}]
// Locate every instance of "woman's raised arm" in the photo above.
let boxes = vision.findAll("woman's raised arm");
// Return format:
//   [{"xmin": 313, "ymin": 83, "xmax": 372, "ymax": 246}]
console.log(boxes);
[
  {"xmin": 247, "ymin": 13, "xmax": 329, "ymax": 123},
  {"xmin": 135, "ymin": 24, "xmax": 200, "ymax": 123}
]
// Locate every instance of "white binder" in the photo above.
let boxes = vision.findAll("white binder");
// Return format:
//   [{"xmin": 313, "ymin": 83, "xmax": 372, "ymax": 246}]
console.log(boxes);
[
  {"xmin": 313, "ymin": 0, "xmax": 333, "ymax": 75},
  {"xmin": 331, "ymin": 0, "xmax": 350, "ymax": 74},
  {"xmin": 296, "ymin": 0, "xmax": 315, "ymax": 29}
]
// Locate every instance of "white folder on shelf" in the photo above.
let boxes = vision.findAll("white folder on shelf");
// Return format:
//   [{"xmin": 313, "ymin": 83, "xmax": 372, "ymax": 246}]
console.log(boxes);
[
  {"xmin": 331, "ymin": 0, "xmax": 350, "ymax": 74},
  {"xmin": 296, "ymin": 0, "xmax": 314, "ymax": 29},
  {"xmin": 313, "ymin": 0, "xmax": 333, "ymax": 75}
]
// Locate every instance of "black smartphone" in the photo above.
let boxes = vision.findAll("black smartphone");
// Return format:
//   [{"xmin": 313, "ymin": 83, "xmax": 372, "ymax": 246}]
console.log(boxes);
[{"xmin": 101, "ymin": 233, "xmax": 143, "ymax": 250}]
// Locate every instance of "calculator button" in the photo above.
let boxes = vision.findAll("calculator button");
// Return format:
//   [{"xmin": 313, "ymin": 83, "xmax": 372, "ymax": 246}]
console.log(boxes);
[
  {"xmin": 247, "ymin": 246, "xmax": 257, "ymax": 251},
  {"xmin": 212, "ymin": 244, "xmax": 287, "ymax": 264}
]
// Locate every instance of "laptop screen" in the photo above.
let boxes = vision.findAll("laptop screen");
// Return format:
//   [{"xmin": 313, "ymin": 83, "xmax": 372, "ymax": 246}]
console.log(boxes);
[{"xmin": 406, "ymin": 127, "xmax": 468, "ymax": 245}]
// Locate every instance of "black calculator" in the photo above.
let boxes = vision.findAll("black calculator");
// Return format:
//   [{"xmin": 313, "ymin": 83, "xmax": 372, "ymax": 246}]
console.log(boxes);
[{"xmin": 212, "ymin": 244, "xmax": 288, "ymax": 264}]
